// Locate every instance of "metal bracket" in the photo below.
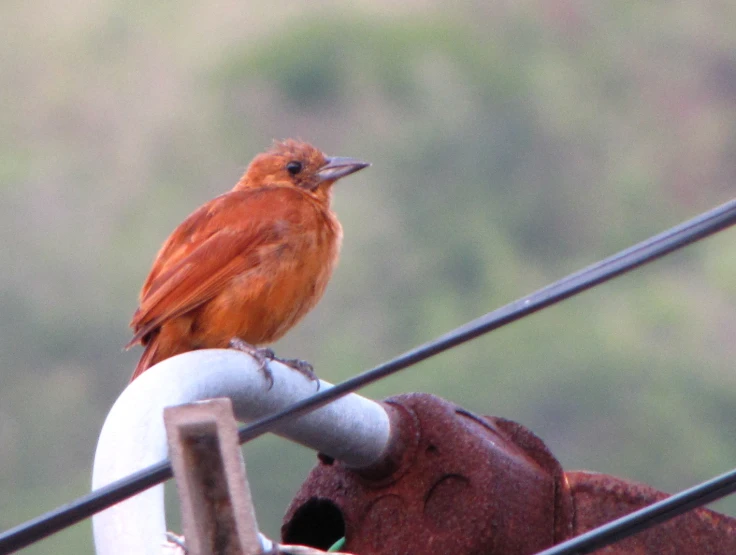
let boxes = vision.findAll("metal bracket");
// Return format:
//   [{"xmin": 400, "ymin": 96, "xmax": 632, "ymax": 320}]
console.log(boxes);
[{"xmin": 164, "ymin": 398, "xmax": 263, "ymax": 555}]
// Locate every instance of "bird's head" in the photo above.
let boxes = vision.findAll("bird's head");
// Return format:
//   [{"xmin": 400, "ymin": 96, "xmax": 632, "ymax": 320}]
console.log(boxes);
[{"xmin": 236, "ymin": 139, "xmax": 369, "ymax": 203}]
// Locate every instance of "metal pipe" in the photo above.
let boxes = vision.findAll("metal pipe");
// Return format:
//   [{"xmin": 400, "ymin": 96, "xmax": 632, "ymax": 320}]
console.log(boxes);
[{"xmin": 92, "ymin": 349, "xmax": 391, "ymax": 555}]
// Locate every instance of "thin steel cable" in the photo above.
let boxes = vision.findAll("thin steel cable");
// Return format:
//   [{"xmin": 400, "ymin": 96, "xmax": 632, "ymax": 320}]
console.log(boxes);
[
  {"xmin": 0, "ymin": 197, "xmax": 735, "ymax": 554},
  {"xmin": 236, "ymin": 195, "xmax": 736, "ymax": 444},
  {"xmin": 534, "ymin": 467, "xmax": 736, "ymax": 555}
]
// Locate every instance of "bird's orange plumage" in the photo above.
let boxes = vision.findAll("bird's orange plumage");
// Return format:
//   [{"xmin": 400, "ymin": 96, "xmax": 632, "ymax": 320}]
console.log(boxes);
[{"xmin": 126, "ymin": 139, "xmax": 369, "ymax": 381}]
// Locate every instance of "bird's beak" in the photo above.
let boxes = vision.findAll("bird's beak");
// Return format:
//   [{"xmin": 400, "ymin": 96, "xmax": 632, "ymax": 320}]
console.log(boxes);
[{"xmin": 316, "ymin": 156, "xmax": 370, "ymax": 183}]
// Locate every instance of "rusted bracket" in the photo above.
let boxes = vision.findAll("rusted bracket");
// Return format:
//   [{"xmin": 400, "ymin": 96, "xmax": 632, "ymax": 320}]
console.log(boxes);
[
  {"xmin": 164, "ymin": 398, "xmax": 263, "ymax": 555},
  {"xmin": 283, "ymin": 392, "xmax": 736, "ymax": 554}
]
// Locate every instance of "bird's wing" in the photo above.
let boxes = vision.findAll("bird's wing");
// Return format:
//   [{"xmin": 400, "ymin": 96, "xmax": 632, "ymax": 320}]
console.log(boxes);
[
  {"xmin": 126, "ymin": 188, "xmax": 301, "ymax": 348},
  {"xmin": 137, "ymin": 193, "xmax": 228, "ymax": 299}
]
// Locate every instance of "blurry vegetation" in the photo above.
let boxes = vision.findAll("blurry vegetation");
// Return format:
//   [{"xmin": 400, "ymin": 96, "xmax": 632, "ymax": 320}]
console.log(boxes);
[{"xmin": 1, "ymin": 2, "xmax": 736, "ymax": 553}]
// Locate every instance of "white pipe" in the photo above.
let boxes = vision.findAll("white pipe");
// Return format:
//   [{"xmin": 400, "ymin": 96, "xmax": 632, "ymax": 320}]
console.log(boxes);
[{"xmin": 92, "ymin": 349, "xmax": 391, "ymax": 555}]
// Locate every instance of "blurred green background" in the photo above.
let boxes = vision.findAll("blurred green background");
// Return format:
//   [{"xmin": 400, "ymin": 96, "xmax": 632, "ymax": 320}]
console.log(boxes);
[{"xmin": 2, "ymin": 1, "xmax": 736, "ymax": 553}]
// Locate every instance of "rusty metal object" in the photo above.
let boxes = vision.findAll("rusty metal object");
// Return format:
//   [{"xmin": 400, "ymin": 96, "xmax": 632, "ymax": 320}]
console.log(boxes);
[
  {"xmin": 282, "ymin": 393, "xmax": 736, "ymax": 554},
  {"xmin": 164, "ymin": 398, "xmax": 263, "ymax": 555},
  {"xmin": 566, "ymin": 471, "xmax": 736, "ymax": 554},
  {"xmin": 283, "ymin": 393, "xmax": 571, "ymax": 554}
]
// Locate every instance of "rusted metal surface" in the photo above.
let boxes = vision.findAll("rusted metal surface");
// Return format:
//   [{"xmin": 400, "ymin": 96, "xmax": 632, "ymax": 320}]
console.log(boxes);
[
  {"xmin": 282, "ymin": 392, "xmax": 736, "ymax": 554},
  {"xmin": 282, "ymin": 393, "xmax": 570, "ymax": 554},
  {"xmin": 164, "ymin": 398, "xmax": 262, "ymax": 555},
  {"xmin": 567, "ymin": 471, "xmax": 736, "ymax": 554}
]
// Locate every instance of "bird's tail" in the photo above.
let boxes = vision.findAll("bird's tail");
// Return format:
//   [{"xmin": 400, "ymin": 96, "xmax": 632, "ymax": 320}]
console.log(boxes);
[{"xmin": 130, "ymin": 337, "xmax": 160, "ymax": 382}]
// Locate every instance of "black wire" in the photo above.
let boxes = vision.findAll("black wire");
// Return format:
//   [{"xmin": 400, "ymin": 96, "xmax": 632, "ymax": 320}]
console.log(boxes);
[
  {"xmin": 236, "ymin": 195, "xmax": 736, "ymax": 444},
  {"xmin": 1, "ymin": 197, "xmax": 735, "ymax": 554},
  {"xmin": 534, "ymin": 467, "xmax": 736, "ymax": 555},
  {"xmin": 0, "ymin": 463, "xmax": 172, "ymax": 555}
]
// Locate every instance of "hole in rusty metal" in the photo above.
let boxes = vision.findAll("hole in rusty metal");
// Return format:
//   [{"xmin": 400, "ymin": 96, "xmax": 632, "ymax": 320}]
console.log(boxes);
[{"xmin": 282, "ymin": 498, "xmax": 345, "ymax": 549}]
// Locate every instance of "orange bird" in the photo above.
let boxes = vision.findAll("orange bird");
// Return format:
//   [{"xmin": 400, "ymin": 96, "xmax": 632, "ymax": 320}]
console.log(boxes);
[{"xmin": 125, "ymin": 139, "xmax": 369, "ymax": 382}]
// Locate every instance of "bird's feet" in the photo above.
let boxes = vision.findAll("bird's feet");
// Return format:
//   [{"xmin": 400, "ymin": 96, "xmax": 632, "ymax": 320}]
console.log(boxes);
[
  {"xmin": 228, "ymin": 338, "xmax": 319, "ymax": 390},
  {"xmin": 275, "ymin": 357, "xmax": 319, "ymax": 387},
  {"xmin": 228, "ymin": 338, "xmax": 275, "ymax": 389}
]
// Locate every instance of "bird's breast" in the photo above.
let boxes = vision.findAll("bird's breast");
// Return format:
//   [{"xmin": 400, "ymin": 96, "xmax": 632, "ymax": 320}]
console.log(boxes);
[{"xmin": 197, "ymin": 207, "xmax": 342, "ymax": 346}]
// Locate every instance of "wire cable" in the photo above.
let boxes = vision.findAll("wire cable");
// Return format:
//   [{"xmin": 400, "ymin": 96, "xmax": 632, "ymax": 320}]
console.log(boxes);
[
  {"xmin": 235, "ymin": 198, "xmax": 736, "ymax": 445},
  {"xmin": 1, "ymin": 197, "xmax": 735, "ymax": 554},
  {"xmin": 534, "ymin": 467, "xmax": 736, "ymax": 554}
]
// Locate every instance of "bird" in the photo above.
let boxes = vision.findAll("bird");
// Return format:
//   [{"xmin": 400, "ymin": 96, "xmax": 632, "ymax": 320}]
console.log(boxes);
[{"xmin": 125, "ymin": 139, "xmax": 369, "ymax": 382}]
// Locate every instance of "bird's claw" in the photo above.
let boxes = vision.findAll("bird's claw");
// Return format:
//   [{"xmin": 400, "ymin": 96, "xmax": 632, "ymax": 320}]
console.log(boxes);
[
  {"xmin": 276, "ymin": 358, "xmax": 320, "ymax": 389},
  {"xmin": 228, "ymin": 338, "xmax": 318, "ymax": 390},
  {"xmin": 228, "ymin": 338, "xmax": 275, "ymax": 390}
]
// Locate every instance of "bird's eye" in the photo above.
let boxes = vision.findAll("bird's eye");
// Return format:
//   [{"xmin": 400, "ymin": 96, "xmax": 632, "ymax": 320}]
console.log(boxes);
[{"xmin": 286, "ymin": 161, "xmax": 303, "ymax": 176}]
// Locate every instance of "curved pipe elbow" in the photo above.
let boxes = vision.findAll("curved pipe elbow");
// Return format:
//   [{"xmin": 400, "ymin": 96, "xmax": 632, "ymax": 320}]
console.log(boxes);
[{"xmin": 92, "ymin": 349, "xmax": 390, "ymax": 555}]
